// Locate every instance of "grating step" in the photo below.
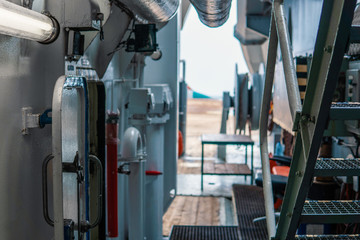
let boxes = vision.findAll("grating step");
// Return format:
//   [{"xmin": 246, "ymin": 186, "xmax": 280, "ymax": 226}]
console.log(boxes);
[
  {"xmin": 314, "ymin": 158, "xmax": 360, "ymax": 176},
  {"xmin": 232, "ymin": 185, "xmax": 268, "ymax": 239},
  {"xmin": 295, "ymin": 235, "xmax": 360, "ymax": 240},
  {"xmin": 329, "ymin": 102, "xmax": 360, "ymax": 120},
  {"xmin": 169, "ymin": 225, "xmax": 239, "ymax": 240},
  {"xmin": 301, "ymin": 200, "xmax": 360, "ymax": 224}
]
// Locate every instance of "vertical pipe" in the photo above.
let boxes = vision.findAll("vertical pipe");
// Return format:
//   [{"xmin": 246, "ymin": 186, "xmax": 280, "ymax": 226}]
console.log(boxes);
[
  {"xmin": 106, "ymin": 113, "xmax": 119, "ymax": 237},
  {"xmin": 145, "ymin": 124, "xmax": 165, "ymax": 239},
  {"xmin": 122, "ymin": 127, "xmax": 145, "ymax": 240},
  {"xmin": 201, "ymin": 142, "xmax": 204, "ymax": 191},
  {"xmin": 179, "ymin": 80, "xmax": 187, "ymax": 155},
  {"xmin": 259, "ymin": 11, "xmax": 277, "ymax": 239},
  {"xmin": 128, "ymin": 162, "xmax": 145, "ymax": 240},
  {"xmin": 273, "ymin": 1, "xmax": 302, "ymax": 119}
]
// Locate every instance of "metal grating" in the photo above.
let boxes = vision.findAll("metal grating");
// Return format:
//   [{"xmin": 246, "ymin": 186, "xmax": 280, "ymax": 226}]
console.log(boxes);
[
  {"xmin": 331, "ymin": 102, "xmax": 360, "ymax": 108},
  {"xmin": 169, "ymin": 226, "xmax": 239, "ymax": 240},
  {"xmin": 296, "ymin": 235, "xmax": 360, "ymax": 240},
  {"xmin": 303, "ymin": 200, "xmax": 360, "ymax": 215},
  {"xmin": 329, "ymin": 102, "xmax": 360, "ymax": 120},
  {"xmin": 232, "ymin": 185, "xmax": 268, "ymax": 240},
  {"xmin": 314, "ymin": 158, "xmax": 360, "ymax": 176},
  {"xmin": 301, "ymin": 200, "xmax": 360, "ymax": 224}
]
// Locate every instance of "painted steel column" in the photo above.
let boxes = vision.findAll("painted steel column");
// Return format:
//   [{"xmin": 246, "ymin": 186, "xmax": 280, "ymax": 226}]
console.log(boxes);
[
  {"xmin": 143, "ymin": 14, "xmax": 179, "ymax": 213},
  {"xmin": 259, "ymin": 12, "xmax": 277, "ymax": 239}
]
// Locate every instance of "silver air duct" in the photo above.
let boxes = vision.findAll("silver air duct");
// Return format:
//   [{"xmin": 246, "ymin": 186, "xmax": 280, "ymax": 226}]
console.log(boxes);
[
  {"xmin": 0, "ymin": 0, "xmax": 59, "ymax": 43},
  {"xmin": 190, "ymin": 0, "xmax": 232, "ymax": 28},
  {"xmin": 115, "ymin": 0, "xmax": 179, "ymax": 23}
]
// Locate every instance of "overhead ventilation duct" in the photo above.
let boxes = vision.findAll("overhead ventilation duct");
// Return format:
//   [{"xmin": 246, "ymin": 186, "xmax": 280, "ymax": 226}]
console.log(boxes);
[
  {"xmin": 190, "ymin": 0, "xmax": 232, "ymax": 28},
  {"xmin": 234, "ymin": 0, "xmax": 271, "ymax": 73},
  {"xmin": 115, "ymin": 0, "xmax": 179, "ymax": 23},
  {"xmin": 0, "ymin": 0, "xmax": 59, "ymax": 43}
]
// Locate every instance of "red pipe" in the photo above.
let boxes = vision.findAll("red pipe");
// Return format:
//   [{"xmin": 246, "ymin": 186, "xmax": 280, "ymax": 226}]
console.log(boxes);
[
  {"xmin": 145, "ymin": 170, "xmax": 162, "ymax": 176},
  {"xmin": 106, "ymin": 113, "xmax": 119, "ymax": 237}
]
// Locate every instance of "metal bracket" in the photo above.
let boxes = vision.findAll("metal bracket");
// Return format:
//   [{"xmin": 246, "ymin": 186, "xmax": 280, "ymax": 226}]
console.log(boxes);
[
  {"xmin": 292, "ymin": 111, "xmax": 302, "ymax": 132},
  {"xmin": 22, "ymin": 107, "xmax": 52, "ymax": 135},
  {"xmin": 21, "ymin": 0, "xmax": 33, "ymax": 9},
  {"xmin": 118, "ymin": 163, "xmax": 131, "ymax": 175},
  {"xmin": 62, "ymin": 152, "xmax": 84, "ymax": 183},
  {"xmin": 300, "ymin": 113, "xmax": 316, "ymax": 124},
  {"xmin": 22, "ymin": 107, "xmax": 40, "ymax": 135}
]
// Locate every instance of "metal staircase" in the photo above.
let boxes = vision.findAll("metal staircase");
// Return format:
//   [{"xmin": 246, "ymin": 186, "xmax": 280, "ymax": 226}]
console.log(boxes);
[{"xmin": 259, "ymin": 0, "xmax": 360, "ymax": 239}]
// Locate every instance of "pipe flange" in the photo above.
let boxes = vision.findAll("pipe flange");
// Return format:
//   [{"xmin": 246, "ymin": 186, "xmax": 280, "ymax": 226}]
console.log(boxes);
[{"xmin": 39, "ymin": 12, "xmax": 60, "ymax": 44}]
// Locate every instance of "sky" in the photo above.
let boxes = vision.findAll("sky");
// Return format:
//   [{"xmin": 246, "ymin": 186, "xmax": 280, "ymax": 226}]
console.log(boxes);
[{"xmin": 180, "ymin": 1, "xmax": 249, "ymax": 98}]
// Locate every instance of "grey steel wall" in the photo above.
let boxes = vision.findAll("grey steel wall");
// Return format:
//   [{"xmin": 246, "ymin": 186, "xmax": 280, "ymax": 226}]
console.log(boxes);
[{"xmin": 0, "ymin": 0, "xmax": 65, "ymax": 239}]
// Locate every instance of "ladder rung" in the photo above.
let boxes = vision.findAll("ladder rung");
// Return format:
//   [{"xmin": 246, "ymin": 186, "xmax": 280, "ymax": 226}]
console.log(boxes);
[
  {"xmin": 296, "ymin": 235, "xmax": 360, "ymax": 240},
  {"xmin": 329, "ymin": 102, "xmax": 360, "ymax": 120},
  {"xmin": 301, "ymin": 200, "xmax": 360, "ymax": 224},
  {"xmin": 314, "ymin": 158, "xmax": 360, "ymax": 176}
]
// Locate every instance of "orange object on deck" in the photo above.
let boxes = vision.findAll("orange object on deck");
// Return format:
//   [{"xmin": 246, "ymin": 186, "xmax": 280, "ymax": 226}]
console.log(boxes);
[
  {"xmin": 272, "ymin": 166, "xmax": 290, "ymax": 177},
  {"xmin": 178, "ymin": 130, "xmax": 184, "ymax": 157},
  {"xmin": 269, "ymin": 153, "xmax": 277, "ymax": 174}
]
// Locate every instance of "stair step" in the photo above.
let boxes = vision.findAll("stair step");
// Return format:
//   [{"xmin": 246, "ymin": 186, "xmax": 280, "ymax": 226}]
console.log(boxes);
[
  {"xmin": 169, "ymin": 226, "xmax": 239, "ymax": 240},
  {"xmin": 296, "ymin": 235, "xmax": 360, "ymax": 240},
  {"xmin": 301, "ymin": 200, "xmax": 360, "ymax": 224},
  {"xmin": 314, "ymin": 158, "xmax": 360, "ymax": 176},
  {"xmin": 329, "ymin": 102, "xmax": 360, "ymax": 120}
]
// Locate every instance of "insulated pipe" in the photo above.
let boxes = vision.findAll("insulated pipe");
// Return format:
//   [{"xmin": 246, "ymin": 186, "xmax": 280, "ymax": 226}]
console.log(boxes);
[
  {"xmin": 190, "ymin": 0, "xmax": 232, "ymax": 27},
  {"xmin": 273, "ymin": 1, "xmax": 302, "ymax": 120},
  {"xmin": 0, "ymin": 0, "xmax": 59, "ymax": 43},
  {"xmin": 106, "ymin": 113, "xmax": 119, "ymax": 237},
  {"xmin": 115, "ymin": 0, "xmax": 179, "ymax": 23},
  {"xmin": 121, "ymin": 127, "xmax": 145, "ymax": 240},
  {"xmin": 259, "ymin": 13, "xmax": 277, "ymax": 239}
]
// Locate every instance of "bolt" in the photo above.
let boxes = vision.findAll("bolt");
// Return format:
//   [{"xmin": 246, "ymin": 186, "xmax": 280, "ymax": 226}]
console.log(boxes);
[
  {"xmin": 96, "ymin": 12, "xmax": 104, "ymax": 21},
  {"xmin": 301, "ymin": 114, "xmax": 315, "ymax": 124},
  {"xmin": 324, "ymin": 45, "xmax": 333, "ymax": 53},
  {"xmin": 286, "ymin": 212, "xmax": 292, "ymax": 217},
  {"xmin": 296, "ymin": 171, "xmax": 302, "ymax": 177},
  {"xmin": 310, "ymin": 116, "xmax": 316, "ymax": 123}
]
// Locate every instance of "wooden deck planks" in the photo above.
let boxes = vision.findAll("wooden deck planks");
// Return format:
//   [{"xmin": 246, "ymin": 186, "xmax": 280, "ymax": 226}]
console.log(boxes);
[
  {"xmin": 203, "ymin": 162, "xmax": 251, "ymax": 175},
  {"xmin": 214, "ymin": 163, "xmax": 226, "ymax": 174},
  {"xmin": 163, "ymin": 196, "xmax": 187, "ymax": 235},
  {"xmin": 163, "ymin": 196, "xmax": 220, "ymax": 236},
  {"xmin": 225, "ymin": 163, "xmax": 238, "ymax": 174},
  {"xmin": 237, "ymin": 164, "xmax": 252, "ymax": 175},
  {"xmin": 203, "ymin": 161, "xmax": 215, "ymax": 173},
  {"xmin": 178, "ymin": 159, "xmax": 251, "ymax": 175}
]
